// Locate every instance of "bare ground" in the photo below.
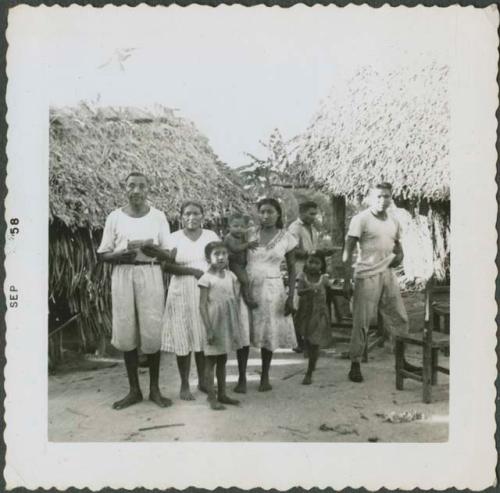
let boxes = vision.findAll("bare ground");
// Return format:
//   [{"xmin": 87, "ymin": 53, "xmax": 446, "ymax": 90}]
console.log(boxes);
[{"xmin": 48, "ymin": 343, "xmax": 448, "ymax": 443}]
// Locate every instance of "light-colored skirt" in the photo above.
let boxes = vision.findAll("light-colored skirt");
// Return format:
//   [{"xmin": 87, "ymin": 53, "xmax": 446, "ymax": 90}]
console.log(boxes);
[
  {"xmin": 249, "ymin": 276, "xmax": 297, "ymax": 352},
  {"xmin": 161, "ymin": 275, "xmax": 206, "ymax": 356}
]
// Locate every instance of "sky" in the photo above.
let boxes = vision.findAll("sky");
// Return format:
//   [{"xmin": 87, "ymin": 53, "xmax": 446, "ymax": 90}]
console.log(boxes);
[{"xmin": 20, "ymin": 5, "xmax": 457, "ymax": 167}]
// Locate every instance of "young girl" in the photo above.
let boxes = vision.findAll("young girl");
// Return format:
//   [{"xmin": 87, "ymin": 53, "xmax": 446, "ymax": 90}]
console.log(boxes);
[
  {"xmin": 294, "ymin": 251, "xmax": 331, "ymax": 385},
  {"xmin": 198, "ymin": 241, "xmax": 243, "ymax": 410}
]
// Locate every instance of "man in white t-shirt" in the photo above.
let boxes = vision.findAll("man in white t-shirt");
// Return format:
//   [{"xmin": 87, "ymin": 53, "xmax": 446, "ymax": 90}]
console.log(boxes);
[
  {"xmin": 98, "ymin": 171, "xmax": 174, "ymax": 409},
  {"xmin": 342, "ymin": 182, "xmax": 412, "ymax": 383}
]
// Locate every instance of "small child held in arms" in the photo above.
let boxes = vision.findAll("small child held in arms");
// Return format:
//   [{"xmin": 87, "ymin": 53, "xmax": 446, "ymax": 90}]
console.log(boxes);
[
  {"xmin": 199, "ymin": 241, "xmax": 244, "ymax": 410},
  {"xmin": 294, "ymin": 251, "xmax": 332, "ymax": 385},
  {"xmin": 224, "ymin": 213, "xmax": 259, "ymax": 309}
]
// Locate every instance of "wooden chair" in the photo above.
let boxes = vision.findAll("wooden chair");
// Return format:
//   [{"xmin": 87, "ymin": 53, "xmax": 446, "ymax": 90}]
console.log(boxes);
[{"xmin": 394, "ymin": 278, "xmax": 450, "ymax": 403}]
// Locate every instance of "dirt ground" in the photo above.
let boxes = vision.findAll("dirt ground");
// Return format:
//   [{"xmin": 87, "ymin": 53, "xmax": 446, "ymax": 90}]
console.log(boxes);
[{"xmin": 49, "ymin": 342, "xmax": 449, "ymax": 443}]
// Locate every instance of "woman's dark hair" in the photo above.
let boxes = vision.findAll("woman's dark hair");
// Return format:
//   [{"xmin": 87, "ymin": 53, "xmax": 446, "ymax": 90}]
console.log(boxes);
[
  {"xmin": 257, "ymin": 198, "xmax": 284, "ymax": 229},
  {"xmin": 204, "ymin": 241, "xmax": 227, "ymax": 261},
  {"xmin": 305, "ymin": 251, "xmax": 327, "ymax": 274},
  {"xmin": 180, "ymin": 200, "xmax": 204, "ymax": 216}
]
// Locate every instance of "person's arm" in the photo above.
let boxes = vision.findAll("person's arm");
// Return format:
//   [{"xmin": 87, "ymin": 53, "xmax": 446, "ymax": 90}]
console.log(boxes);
[
  {"xmin": 296, "ymin": 273, "xmax": 313, "ymax": 296},
  {"xmin": 97, "ymin": 213, "xmax": 137, "ymax": 264},
  {"xmin": 199, "ymin": 286, "xmax": 214, "ymax": 344},
  {"xmin": 284, "ymin": 249, "xmax": 296, "ymax": 315},
  {"xmin": 99, "ymin": 249, "xmax": 137, "ymax": 264},
  {"xmin": 163, "ymin": 262, "xmax": 204, "ymax": 279},
  {"xmin": 288, "ymin": 223, "xmax": 308, "ymax": 260},
  {"xmin": 342, "ymin": 236, "xmax": 358, "ymax": 298},
  {"xmin": 389, "ymin": 240, "xmax": 404, "ymax": 267},
  {"xmin": 140, "ymin": 244, "xmax": 176, "ymax": 262},
  {"xmin": 225, "ymin": 235, "xmax": 258, "ymax": 253}
]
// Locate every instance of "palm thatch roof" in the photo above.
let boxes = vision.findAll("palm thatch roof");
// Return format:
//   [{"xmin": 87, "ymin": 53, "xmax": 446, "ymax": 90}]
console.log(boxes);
[
  {"xmin": 50, "ymin": 103, "xmax": 249, "ymax": 229},
  {"xmin": 283, "ymin": 61, "xmax": 450, "ymax": 202}
]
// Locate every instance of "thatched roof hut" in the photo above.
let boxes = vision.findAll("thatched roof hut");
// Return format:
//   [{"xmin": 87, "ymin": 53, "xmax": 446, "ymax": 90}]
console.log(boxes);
[
  {"xmin": 258, "ymin": 61, "xmax": 450, "ymax": 281},
  {"xmin": 285, "ymin": 62, "xmax": 450, "ymax": 203},
  {"xmin": 50, "ymin": 104, "xmax": 248, "ymax": 228},
  {"xmin": 49, "ymin": 104, "xmax": 250, "ymax": 363}
]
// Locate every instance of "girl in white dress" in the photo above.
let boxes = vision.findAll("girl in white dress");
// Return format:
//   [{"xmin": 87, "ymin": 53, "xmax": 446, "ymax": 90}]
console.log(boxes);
[
  {"xmin": 199, "ymin": 241, "xmax": 243, "ymax": 410},
  {"xmin": 161, "ymin": 201, "xmax": 219, "ymax": 401},
  {"xmin": 234, "ymin": 198, "xmax": 298, "ymax": 393}
]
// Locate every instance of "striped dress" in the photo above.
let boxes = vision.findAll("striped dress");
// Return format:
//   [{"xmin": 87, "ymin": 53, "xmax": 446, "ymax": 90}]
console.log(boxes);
[{"xmin": 161, "ymin": 229, "xmax": 220, "ymax": 356}]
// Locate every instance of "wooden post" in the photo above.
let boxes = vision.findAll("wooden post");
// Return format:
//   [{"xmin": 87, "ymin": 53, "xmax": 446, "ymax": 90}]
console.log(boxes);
[
  {"xmin": 330, "ymin": 195, "xmax": 346, "ymax": 250},
  {"xmin": 395, "ymin": 339, "xmax": 405, "ymax": 390}
]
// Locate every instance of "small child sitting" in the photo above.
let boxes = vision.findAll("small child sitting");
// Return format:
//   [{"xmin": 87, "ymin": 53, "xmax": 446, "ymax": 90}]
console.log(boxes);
[{"xmin": 224, "ymin": 213, "xmax": 258, "ymax": 309}]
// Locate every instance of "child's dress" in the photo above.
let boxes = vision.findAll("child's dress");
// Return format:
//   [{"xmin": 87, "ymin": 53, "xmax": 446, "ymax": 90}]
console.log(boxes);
[
  {"xmin": 294, "ymin": 272, "xmax": 331, "ymax": 346},
  {"xmin": 197, "ymin": 270, "xmax": 244, "ymax": 356}
]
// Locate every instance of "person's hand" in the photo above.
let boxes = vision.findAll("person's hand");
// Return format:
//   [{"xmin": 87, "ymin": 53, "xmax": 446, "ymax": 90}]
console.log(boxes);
[
  {"xmin": 247, "ymin": 240, "xmax": 259, "ymax": 251},
  {"xmin": 168, "ymin": 248, "xmax": 177, "ymax": 261},
  {"xmin": 112, "ymin": 249, "xmax": 137, "ymax": 263},
  {"xmin": 192, "ymin": 269, "xmax": 204, "ymax": 279},
  {"xmin": 207, "ymin": 329, "xmax": 215, "ymax": 345},
  {"xmin": 284, "ymin": 296, "xmax": 294, "ymax": 316},
  {"xmin": 140, "ymin": 244, "xmax": 163, "ymax": 258},
  {"xmin": 342, "ymin": 278, "xmax": 353, "ymax": 299},
  {"xmin": 389, "ymin": 254, "xmax": 403, "ymax": 268}
]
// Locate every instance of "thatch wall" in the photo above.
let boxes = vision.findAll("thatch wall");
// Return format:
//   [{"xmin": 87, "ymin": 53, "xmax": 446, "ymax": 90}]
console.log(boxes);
[{"xmin": 49, "ymin": 104, "xmax": 250, "ymax": 361}]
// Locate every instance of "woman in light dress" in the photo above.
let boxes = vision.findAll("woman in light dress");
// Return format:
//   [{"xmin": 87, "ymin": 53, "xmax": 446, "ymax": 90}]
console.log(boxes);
[
  {"xmin": 234, "ymin": 198, "xmax": 298, "ymax": 393},
  {"xmin": 161, "ymin": 201, "xmax": 219, "ymax": 400}
]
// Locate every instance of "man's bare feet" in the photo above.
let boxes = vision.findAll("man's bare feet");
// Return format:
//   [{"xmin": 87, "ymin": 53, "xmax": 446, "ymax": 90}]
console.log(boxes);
[
  {"xmin": 258, "ymin": 379, "xmax": 272, "ymax": 392},
  {"xmin": 218, "ymin": 395, "xmax": 239, "ymax": 405},
  {"xmin": 112, "ymin": 390, "xmax": 143, "ymax": 410},
  {"xmin": 209, "ymin": 399, "xmax": 226, "ymax": 411},
  {"xmin": 233, "ymin": 380, "xmax": 247, "ymax": 394},
  {"xmin": 180, "ymin": 385, "xmax": 195, "ymax": 401},
  {"xmin": 302, "ymin": 374, "xmax": 312, "ymax": 385},
  {"xmin": 149, "ymin": 388, "xmax": 172, "ymax": 408}
]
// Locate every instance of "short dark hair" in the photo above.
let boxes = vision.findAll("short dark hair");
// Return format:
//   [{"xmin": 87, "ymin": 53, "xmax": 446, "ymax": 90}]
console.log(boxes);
[
  {"xmin": 305, "ymin": 251, "xmax": 327, "ymax": 274},
  {"xmin": 204, "ymin": 241, "xmax": 227, "ymax": 260},
  {"xmin": 299, "ymin": 201, "xmax": 319, "ymax": 213},
  {"xmin": 180, "ymin": 200, "xmax": 204, "ymax": 216},
  {"xmin": 228, "ymin": 212, "xmax": 249, "ymax": 225},
  {"xmin": 374, "ymin": 182, "xmax": 393, "ymax": 192},
  {"xmin": 257, "ymin": 198, "xmax": 284, "ymax": 229},
  {"xmin": 125, "ymin": 171, "xmax": 148, "ymax": 183}
]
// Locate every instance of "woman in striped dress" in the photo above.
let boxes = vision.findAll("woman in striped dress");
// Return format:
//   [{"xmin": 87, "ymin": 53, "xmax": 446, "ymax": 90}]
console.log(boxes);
[{"xmin": 161, "ymin": 201, "xmax": 219, "ymax": 400}]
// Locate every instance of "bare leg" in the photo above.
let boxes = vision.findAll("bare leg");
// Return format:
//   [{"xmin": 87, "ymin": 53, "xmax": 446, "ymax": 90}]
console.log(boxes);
[
  {"xmin": 217, "ymin": 355, "xmax": 239, "ymax": 405},
  {"xmin": 177, "ymin": 353, "xmax": 195, "ymax": 400},
  {"xmin": 234, "ymin": 346, "xmax": 249, "ymax": 393},
  {"xmin": 206, "ymin": 355, "xmax": 225, "ymax": 410},
  {"xmin": 302, "ymin": 343, "xmax": 319, "ymax": 385},
  {"xmin": 112, "ymin": 349, "xmax": 143, "ymax": 410},
  {"xmin": 148, "ymin": 351, "xmax": 172, "ymax": 408},
  {"xmin": 259, "ymin": 348, "xmax": 273, "ymax": 392},
  {"xmin": 195, "ymin": 351, "xmax": 207, "ymax": 393}
]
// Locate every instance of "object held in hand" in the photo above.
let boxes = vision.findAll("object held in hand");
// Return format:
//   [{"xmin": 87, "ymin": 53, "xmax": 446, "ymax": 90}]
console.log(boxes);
[{"xmin": 127, "ymin": 238, "xmax": 154, "ymax": 250}]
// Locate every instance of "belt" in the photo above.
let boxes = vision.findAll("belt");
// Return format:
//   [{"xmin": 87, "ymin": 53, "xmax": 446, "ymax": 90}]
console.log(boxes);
[{"xmin": 115, "ymin": 261, "xmax": 161, "ymax": 266}]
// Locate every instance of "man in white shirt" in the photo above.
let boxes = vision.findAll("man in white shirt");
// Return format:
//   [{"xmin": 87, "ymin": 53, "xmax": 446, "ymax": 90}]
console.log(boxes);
[
  {"xmin": 342, "ymin": 182, "xmax": 412, "ymax": 383},
  {"xmin": 98, "ymin": 171, "xmax": 173, "ymax": 409},
  {"xmin": 288, "ymin": 201, "xmax": 320, "ymax": 352}
]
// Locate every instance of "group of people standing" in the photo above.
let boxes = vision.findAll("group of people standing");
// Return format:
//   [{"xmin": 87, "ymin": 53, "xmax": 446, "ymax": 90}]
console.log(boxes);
[{"xmin": 98, "ymin": 171, "xmax": 412, "ymax": 412}]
